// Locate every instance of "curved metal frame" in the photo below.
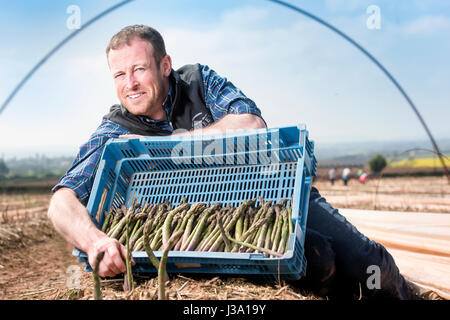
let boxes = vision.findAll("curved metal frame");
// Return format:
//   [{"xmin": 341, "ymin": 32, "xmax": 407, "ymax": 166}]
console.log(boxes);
[
  {"xmin": 266, "ymin": 0, "xmax": 449, "ymax": 183},
  {"xmin": 1, "ymin": 0, "xmax": 448, "ymax": 183},
  {"xmin": 0, "ymin": 0, "xmax": 135, "ymax": 115}
]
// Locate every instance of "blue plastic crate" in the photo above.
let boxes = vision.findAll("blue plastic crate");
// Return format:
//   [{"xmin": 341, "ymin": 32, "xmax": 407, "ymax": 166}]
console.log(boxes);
[{"xmin": 73, "ymin": 124, "xmax": 316, "ymax": 281}]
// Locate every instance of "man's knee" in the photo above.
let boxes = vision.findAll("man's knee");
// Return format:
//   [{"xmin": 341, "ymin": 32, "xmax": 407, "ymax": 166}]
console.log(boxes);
[
  {"xmin": 292, "ymin": 229, "xmax": 336, "ymax": 296},
  {"xmin": 305, "ymin": 230, "xmax": 336, "ymax": 282},
  {"xmin": 350, "ymin": 240, "xmax": 411, "ymax": 299}
]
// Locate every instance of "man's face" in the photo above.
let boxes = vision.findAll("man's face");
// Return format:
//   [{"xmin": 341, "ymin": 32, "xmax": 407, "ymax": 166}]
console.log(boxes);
[{"xmin": 108, "ymin": 38, "xmax": 171, "ymax": 118}]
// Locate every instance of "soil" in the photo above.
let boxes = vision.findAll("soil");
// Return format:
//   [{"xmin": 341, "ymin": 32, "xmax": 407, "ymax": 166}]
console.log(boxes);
[
  {"xmin": 0, "ymin": 176, "xmax": 448, "ymax": 300},
  {"xmin": 0, "ymin": 218, "xmax": 80, "ymax": 299}
]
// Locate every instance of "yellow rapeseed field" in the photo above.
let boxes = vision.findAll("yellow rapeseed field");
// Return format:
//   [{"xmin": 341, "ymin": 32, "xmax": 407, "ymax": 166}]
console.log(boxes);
[{"xmin": 390, "ymin": 157, "xmax": 450, "ymax": 168}]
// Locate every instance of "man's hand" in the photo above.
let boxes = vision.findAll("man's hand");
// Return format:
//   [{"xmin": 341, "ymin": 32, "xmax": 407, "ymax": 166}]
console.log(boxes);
[
  {"xmin": 47, "ymin": 188, "xmax": 136, "ymax": 278},
  {"xmin": 87, "ymin": 237, "xmax": 135, "ymax": 278}
]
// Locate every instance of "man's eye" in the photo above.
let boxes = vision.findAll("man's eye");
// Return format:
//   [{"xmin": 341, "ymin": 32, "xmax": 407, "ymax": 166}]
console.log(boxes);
[
  {"xmin": 135, "ymin": 67, "xmax": 145, "ymax": 72},
  {"xmin": 114, "ymin": 73, "xmax": 124, "ymax": 79}
]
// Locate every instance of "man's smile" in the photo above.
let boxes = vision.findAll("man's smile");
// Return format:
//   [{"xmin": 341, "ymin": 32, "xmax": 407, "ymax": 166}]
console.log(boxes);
[{"xmin": 127, "ymin": 92, "xmax": 146, "ymax": 100}]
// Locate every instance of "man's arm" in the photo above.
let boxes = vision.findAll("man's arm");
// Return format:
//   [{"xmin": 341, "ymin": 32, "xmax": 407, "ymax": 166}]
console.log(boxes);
[
  {"xmin": 174, "ymin": 113, "xmax": 266, "ymax": 136},
  {"xmin": 48, "ymin": 120, "xmax": 132, "ymax": 277},
  {"xmin": 191, "ymin": 65, "xmax": 266, "ymax": 134},
  {"xmin": 48, "ymin": 188, "xmax": 131, "ymax": 277},
  {"xmin": 119, "ymin": 113, "xmax": 266, "ymax": 139}
]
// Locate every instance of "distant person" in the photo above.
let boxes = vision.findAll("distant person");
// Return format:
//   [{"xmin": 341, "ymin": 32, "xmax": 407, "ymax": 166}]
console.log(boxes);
[
  {"xmin": 342, "ymin": 167, "xmax": 351, "ymax": 186},
  {"xmin": 328, "ymin": 167, "xmax": 336, "ymax": 185},
  {"xmin": 359, "ymin": 172, "xmax": 368, "ymax": 184},
  {"xmin": 357, "ymin": 168, "xmax": 365, "ymax": 184}
]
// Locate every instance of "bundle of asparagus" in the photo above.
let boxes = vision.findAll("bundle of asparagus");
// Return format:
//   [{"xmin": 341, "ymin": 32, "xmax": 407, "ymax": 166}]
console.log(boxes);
[{"xmin": 101, "ymin": 197, "xmax": 293, "ymax": 257}]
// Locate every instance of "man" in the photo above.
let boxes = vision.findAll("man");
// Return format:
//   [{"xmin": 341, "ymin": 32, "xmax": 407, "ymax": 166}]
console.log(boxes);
[{"xmin": 48, "ymin": 25, "xmax": 413, "ymax": 299}]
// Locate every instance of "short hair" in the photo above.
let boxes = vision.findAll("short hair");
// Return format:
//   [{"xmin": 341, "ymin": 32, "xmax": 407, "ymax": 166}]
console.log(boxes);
[{"xmin": 106, "ymin": 25, "xmax": 167, "ymax": 65}]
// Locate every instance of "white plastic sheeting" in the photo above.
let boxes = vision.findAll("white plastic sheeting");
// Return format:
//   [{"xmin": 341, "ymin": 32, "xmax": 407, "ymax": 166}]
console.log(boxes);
[{"xmin": 339, "ymin": 208, "xmax": 450, "ymax": 300}]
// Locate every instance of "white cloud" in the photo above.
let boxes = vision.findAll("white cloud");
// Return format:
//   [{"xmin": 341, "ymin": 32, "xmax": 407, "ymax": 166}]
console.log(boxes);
[{"xmin": 163, "ymin": 6, "xmax": 426, "ymax": 143}]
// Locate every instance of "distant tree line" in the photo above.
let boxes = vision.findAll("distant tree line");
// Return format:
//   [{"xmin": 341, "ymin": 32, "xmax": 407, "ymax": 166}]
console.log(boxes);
[
  {"xmin": 0, "ymin": 159, "xmax": 9, "ymax": 177},
  {"xmin": 0, "ymin": 155, "xmax": 74, "ymax": 180}
]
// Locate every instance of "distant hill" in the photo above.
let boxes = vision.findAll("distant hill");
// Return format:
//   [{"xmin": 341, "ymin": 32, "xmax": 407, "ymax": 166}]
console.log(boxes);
[{"xmin": 3, "ymin": 155, "xmax": 74, "ymax": 179}]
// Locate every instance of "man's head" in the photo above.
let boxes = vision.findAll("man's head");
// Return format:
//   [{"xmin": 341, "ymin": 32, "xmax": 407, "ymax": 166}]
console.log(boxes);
[{"xmin": 106, "ymin": 25, "xmax": 172, "ymax": 119}]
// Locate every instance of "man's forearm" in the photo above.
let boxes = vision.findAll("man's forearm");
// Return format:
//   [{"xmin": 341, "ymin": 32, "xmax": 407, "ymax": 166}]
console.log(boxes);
[
  {"xmin": 47, "ymin": 188, "xmax": 105, "ymax": 253},
  {"xmin": 174, "ymin": 113, "xmax": 266, "ymax": 136}
]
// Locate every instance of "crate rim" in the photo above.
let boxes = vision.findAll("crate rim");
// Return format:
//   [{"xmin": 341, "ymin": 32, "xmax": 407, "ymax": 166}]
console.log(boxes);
[{"xmin": 107, "ymin": 124, "xmax": 308, "ymax": 144}]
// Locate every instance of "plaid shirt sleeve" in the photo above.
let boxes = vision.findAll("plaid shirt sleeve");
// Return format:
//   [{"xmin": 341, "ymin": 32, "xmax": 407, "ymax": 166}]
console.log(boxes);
[
  {"xmin": 52, "ymin": 119, "xmax": 129, "ymax": 206},
  {"xmin": 200, "ymin": 64, "xmax": 264, "ymax": 122}
]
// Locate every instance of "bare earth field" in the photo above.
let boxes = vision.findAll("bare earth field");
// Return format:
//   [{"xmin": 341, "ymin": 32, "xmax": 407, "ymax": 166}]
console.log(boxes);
[
  {"xmin": 0, "ymin": 176, "xmax": 448, "ymax": 300},
  {"xmin": 312, "ymin": 176, "xmax": 450, "ymax": 213}
]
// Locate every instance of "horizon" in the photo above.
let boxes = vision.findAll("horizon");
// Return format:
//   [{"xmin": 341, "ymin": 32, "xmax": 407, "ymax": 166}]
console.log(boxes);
[
  {"xmin": 1, "ymin": 0, "xmax": 449, "ymax": 158},
  {"xmin": 2, "ymin": 135, "xmax": 449, "ymax": 160}
]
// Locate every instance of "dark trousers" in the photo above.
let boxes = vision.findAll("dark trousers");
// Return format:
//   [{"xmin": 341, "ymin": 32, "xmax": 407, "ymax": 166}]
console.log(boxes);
[
  {"xmin": 291, "ymin": 187, "xmax": 411, "ymax": 299},
  {"xmin": 343, "ymin": 177, "xmax": 348, "ymax": 185}
]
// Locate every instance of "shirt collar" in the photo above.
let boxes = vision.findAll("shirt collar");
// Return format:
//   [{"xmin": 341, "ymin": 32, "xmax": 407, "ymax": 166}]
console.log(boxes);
[{"xmin": 162, "ymin": 81, "xmax": 174, "ymax": 119}]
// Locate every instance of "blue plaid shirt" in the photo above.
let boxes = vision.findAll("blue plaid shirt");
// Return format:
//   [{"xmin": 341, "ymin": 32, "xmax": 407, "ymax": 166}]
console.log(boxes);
[{"xmin": 53, "ymin": 64, "xmax": 263, "ymax": 205}]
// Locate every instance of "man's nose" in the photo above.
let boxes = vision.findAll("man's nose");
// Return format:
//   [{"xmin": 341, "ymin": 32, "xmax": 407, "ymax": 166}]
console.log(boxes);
[{"xmin": 125, "ymin": 74, "xmax": 139, "ymax": 90}]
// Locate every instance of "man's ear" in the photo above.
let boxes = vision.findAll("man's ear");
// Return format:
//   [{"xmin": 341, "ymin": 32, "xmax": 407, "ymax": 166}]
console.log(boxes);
[{"xmin": 160, "ymin": 55, "xmax": 172, "ymax": 77}]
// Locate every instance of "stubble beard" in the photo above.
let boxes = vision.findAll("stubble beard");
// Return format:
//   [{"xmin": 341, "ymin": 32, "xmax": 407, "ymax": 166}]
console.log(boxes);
[{"xmin": 120, "ymin": 71, "xmax": 168, "ymax": 118}]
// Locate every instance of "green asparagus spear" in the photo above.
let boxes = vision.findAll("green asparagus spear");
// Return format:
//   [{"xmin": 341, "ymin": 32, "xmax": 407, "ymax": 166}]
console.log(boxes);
[
  {"xmin": 124, "ymin": 214, "xmax": 134, "ymax": 292},
  {"xmin": 286, "ymin": 204, "xmax": 294, "ymax": 234},
  {"xmin": 217, "ymin": 215, "xmax": 282, "ymax": 257},
  {"xmin": 256, "ymin": 206, "xmax": 274, "ymax": 251},
  {"xmin": 93, "ymin": 251, "xmax": 104, "ymax": 300},
  {"xmin": 143, "ymin": 217, "xmax": 168, "ymax": 282},
  {"xmin": 235, "ymin": 214, "xmax": 244, "ymax": 240},
  {"xmin": 202, "ymin": 214, "xmax": 232, "ymax": 251},
  {"xmin": 150, "ymin": 228, "xmax": 163, "ymax": 250},
  {"xmin": 101, "ymin": 209, "xmax": 113, "ymax": 233},
  {"xmin": 158, "ymin": 230, "xmax": 183, "ymax": 300},
  {"xmin": 277, "ymin": 209, "xmax": 289, "ymax": 254},
  {"xmin": 132, "ymin": 236, "xmax": 144, "ymax": 252},
  {"xmin": 186, "ymin": 203, "xmax": 222, "ymax": 251},
  {"xmin": 163, "ymin": 203, "xmax": 191, "ymax": 246},
  {"xmin": 271, "ymin": 209, "xmax": 284, "ymax": 252},
  {"xmin": 264, "ymin": 223, "xmax": 273, "ymax": 251},
  {"xmin": 271, "ymin": 205, "xmax": 281, "ymax": 242}
]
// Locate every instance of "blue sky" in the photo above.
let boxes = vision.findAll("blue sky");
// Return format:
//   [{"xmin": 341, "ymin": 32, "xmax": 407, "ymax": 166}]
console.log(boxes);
[{"xmin": 0, "ymin": 0, "xmax": 449, "ymax": 158}]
